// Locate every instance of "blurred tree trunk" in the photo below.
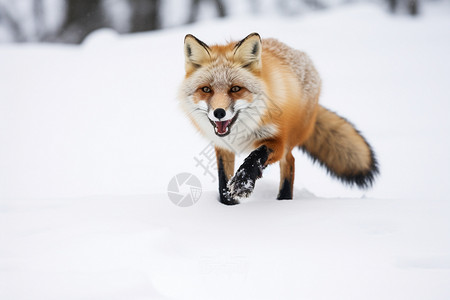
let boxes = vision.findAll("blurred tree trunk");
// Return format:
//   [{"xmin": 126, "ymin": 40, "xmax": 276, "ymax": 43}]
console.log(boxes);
[
  {"xmin": 0, "ymin": 3, "xmax": 26, "ymax": 42},
  {"xmin": 33, "ymin": 0, "xmax": 45, "ymax": 41},
  {"xmin": 188, "ymin": 0, "xmax": 227, "ymax": 24},
  {"xmin": 408, "ymin": 0, "xmax": 419, "ymax": 16},
  {"xmin": 249, "ymin": 0, "xmax": 261, "ymax": 15},
  {"xmin": 56, "ymin": 0, "xmax": 107, "ymax": 44},
  {"xmin": 388, "ymin": 0, "xmax": 419, "ymax": 15},
  {"xmin": 129, "ymin": 0, "xmax": 161, "ymax": 32},
  {"xmin": 304, "ymin": 0, "xmax": 326, "ymax": 10},
  {"xmin": 388, "ymin": 0, "xmax": 397, "ymax": 13}
]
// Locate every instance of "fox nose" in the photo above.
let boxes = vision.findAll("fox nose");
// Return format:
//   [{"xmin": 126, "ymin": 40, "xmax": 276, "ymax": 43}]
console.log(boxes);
[{"xmin": 213, "ymin": 108, "xmax": 226, "ymax": 119}]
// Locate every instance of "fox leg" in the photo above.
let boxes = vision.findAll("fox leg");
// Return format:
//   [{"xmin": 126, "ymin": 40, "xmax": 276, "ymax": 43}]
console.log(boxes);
[
  {"xmin": 215, "ymin": 146, "xmax": 237, "ymax": 205},
  {"xmin": 277, "ymin": 151, "xmax": 295, "ymax": 200},
  {"xmin": 227, "ymin": 140, "xmax": 284, "ymax": 200}
]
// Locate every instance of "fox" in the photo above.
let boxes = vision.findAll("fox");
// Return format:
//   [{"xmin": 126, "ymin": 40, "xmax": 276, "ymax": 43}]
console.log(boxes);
[{"xmin": 179, "ymin": 32, "xmax": 379, "ymax": 205}]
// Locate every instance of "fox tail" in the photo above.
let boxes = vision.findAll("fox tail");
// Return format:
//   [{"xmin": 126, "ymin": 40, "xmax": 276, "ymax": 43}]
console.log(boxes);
[{"xmin": 300, "ymin": 105, "xmax": 379, "ymax": 188}]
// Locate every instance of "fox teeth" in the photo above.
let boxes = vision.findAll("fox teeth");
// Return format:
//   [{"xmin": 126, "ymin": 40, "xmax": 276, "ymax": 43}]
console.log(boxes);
[{"xmin": 215, "ymin": 126, "xmax": 229, "ymax": 135}]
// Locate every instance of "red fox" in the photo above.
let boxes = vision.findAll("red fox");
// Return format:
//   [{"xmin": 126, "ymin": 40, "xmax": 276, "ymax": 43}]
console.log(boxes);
[{"xmin": 179, "ymin": 33, "xmax": 378, "ymax": 205}]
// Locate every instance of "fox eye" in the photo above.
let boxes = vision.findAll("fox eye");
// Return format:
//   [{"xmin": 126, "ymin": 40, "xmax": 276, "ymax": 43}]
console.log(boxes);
[
  {"xmin": 230, "ymin": 86, "xmax": 241, "ymax": 93},
  {"xmin": 201, "ymin": 86, "xmax": 212, "ymax": 93}
]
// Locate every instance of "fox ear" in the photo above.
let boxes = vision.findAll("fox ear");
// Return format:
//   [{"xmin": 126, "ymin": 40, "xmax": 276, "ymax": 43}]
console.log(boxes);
[
  {"xmin": 184, "ymin": 34, "xmax": 211, "ymax": 72},
  {"xmin": 234, "ymin": 33, "xmax": 262, "ymax": 70}
]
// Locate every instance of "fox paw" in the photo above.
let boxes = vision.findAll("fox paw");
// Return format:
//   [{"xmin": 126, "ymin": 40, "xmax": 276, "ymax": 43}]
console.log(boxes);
[
  {"xmin": 227, "ymin": 169, "xmax": 256, "ymax": 200},
  {"xmin": 219, "ymin": 188, "xmax": 240, "ymax": 205},
  {"xmin": 220, "ymin": 197, "xmax": 240, "ymax": 206}
]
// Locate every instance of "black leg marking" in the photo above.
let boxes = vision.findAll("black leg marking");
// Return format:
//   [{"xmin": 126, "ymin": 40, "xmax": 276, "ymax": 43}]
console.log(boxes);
[
  {"xmin": 227, "ymin": 145, "xmax": 270, "ymax": 200},
  {"xmin": 277, "ymin": 179, "xmax": 292, "ymax": 200},
  {"xmin": 218, "ymin": 157, "xmax": 239, "ymax": 205}
]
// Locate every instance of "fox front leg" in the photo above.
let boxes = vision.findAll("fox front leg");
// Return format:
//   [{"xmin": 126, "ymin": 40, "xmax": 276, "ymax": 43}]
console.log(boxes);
[
  {"xmin": 215, "ymin": 147, "xmax": 238, "ymax": 205},
  {"xmin": 227, "ymin": 145, "xmax": 270, "ymax": 200}
]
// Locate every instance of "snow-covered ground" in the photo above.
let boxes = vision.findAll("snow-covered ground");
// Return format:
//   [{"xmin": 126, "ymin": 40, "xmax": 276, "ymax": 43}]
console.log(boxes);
[{"xmin": 1, "ymin": 2, "xmax": 450, "ymax": 299}]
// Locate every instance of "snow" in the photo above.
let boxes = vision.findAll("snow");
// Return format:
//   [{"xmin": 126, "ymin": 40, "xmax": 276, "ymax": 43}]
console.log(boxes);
[{"xmin": 1, "ymin": 2, "xmax": 450, "ymax": 299}]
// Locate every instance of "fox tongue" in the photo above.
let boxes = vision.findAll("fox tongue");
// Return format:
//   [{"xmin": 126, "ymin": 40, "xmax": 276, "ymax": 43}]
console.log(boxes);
[{"xmin": 215, "ymin": 120, "xmax": 231, "ymax": 134}]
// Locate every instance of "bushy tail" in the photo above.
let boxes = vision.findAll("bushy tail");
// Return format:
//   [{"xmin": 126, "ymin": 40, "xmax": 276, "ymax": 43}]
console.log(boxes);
[{"xmin": 300, "ymin": 105, "xmax": 379, "ymax": 188}]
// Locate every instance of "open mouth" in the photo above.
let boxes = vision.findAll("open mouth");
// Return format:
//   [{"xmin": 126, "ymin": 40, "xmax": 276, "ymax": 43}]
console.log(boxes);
[{"xmin": 210, "ymin": 113, "xmax": 239, "ymax": 137}]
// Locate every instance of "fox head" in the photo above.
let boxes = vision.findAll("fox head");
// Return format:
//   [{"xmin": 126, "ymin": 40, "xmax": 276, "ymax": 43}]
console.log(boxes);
[{"xmin": 179, "ymin": 33, "xmax": 267, "ymax": 148}]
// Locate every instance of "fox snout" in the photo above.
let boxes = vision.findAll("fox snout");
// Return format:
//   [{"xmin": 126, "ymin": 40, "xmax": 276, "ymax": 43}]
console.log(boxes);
[{"xmin": 207, "ymin": 106, "xmax": 238, "ymax": 137}]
